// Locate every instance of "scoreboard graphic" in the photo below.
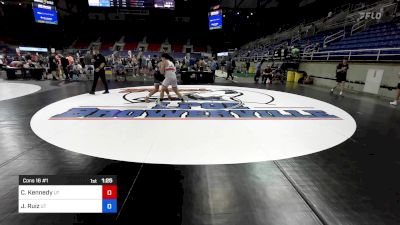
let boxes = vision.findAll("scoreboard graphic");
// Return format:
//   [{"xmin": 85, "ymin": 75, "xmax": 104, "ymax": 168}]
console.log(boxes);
[
  {"xmin": 18, "ymin": 175, "xmax": 117, "ymax": 213},
  {"xmin": 88, "ymin": 0, "xmax": 174, "ymax": 8},
  {"xmin": 209, "ymin": 10, "xmax": 223, "ymax": 30},
  {"xmin": 32, "ymin": 2, "xmax": 58, "ymax": 25}
]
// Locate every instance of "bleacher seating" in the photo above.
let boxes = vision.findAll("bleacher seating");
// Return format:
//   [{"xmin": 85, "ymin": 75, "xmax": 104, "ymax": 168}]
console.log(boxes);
[
  {"xmin": 73, "ymin": 41, "xmax": 91, "ymax": 49},
  {"xmin": 147, "ymin": 43, "xmax": 161, "ymax": 52},
  {"xmin": 324, "ymin": 23, "xmax": 400, "ymax": 51},
  {"xmin": 124, "ymin": 42, "xmax": 139, "ymax": 51},
  {"xmin": 194, "ymin": 46, "xmax": 206, "ymax": 53},
  {"xmin": 100, "ymin": 42, "xmax": 114, "ymax": 51},
  {"xmin": 235, "ymin": 0, "xmax": 400, "ymax": 61},
  {"xmin": 237, "ymin": 20, "xmax": 400, "ymax": 61},
  {"xmin": 171, "ymin": 43, "xmax": 183, "ymax": 53}
]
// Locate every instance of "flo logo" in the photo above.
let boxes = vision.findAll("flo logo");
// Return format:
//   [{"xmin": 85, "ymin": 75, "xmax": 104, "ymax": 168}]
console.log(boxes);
[
  {"xmin": 358, "ymin": 11, "xmax": 382, "ymax": 21},
  {"xmin": 50, "ymin": 87, "xmax": 341, "ymax": 120}
]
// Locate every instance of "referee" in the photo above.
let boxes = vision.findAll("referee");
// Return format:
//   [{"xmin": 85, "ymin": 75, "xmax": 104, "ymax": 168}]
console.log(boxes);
[{"xmin": 89, "ymin": 48, "xmax": 109, "ymax": 95}]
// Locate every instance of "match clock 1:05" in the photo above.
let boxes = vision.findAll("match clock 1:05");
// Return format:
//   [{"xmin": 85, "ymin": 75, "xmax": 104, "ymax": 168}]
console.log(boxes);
[{"xmin": 101, "ymin": 178, "xmax": 114, "ymax": 184}]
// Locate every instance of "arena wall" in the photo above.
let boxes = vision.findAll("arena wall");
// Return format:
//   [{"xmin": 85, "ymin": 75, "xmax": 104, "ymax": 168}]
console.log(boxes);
[{"xmin": 299, "ymin": 61, "xmax": 400, "ymax": 99}]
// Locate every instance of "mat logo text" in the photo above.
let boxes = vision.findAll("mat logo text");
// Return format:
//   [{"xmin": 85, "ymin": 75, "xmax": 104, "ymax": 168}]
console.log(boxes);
[{"xmin": 50, "ymin": 102, "xmax": 341, "ymax": 120}]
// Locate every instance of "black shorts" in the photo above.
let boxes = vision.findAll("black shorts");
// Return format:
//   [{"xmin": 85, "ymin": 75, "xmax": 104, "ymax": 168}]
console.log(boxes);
[
  {"xmin": 154, "ymin": 72, "xmax": 165, "ymax": 85},
  {"xmin": 336, "ymin": 73, "xmax": 347, "ymax": 82},
  {"xmin": 398, "ymin": 83, "xmax": 400, "ymax": 89}
]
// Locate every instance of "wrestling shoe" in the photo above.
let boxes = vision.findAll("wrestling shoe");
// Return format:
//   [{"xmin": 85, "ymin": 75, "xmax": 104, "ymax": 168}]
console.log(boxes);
[{"xmin": 181, "ymin": 95, "xmax": 188, "ymax": 102}]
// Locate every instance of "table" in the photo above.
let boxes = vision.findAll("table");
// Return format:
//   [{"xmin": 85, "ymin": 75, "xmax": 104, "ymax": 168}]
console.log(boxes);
[
  {"xmin": 180, "ymin": 70, "xmax": 215, "ymax": 84},
  {"xmin": 6, "ymin": 67, "xmax": 45, "ymax": 80}
]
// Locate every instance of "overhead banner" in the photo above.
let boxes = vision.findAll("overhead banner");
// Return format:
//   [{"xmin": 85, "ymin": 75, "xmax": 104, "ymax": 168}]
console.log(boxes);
[
  {"xmin": 19, "ymin": 47, "xmax": 48, "ymax": 52},
  {"xmin": 217, "ymin": 52, "xmax": 229, "ymax": 56}
]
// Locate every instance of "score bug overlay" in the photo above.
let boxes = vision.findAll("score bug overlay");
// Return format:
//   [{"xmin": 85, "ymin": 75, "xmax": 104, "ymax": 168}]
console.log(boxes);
[{"xmin": 18, "ymin": 175, "xmax": 117, "ymax": 213}]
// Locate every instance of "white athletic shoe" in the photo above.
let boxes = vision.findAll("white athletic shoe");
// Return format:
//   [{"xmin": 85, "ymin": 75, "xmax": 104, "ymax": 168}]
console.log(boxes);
[
  {"xmin": 330, "ymin": 88, "xmax": 334, "ymax": 93},
  {"xmin": 180, "ymin": 97, "xmax": 186, "ymax": 102},
  {"xmin": 339, "ymin": 91, "xmax": 343, "ymax": 96},
  {"xmin": 390, "ymin": 100, "xmax": 398, "ymax": 106}
]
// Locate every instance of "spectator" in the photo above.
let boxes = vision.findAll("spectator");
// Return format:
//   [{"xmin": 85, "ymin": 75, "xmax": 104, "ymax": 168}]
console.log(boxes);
[
  {"xmin": 225, "ymin": 58, "xmax": 234, "ymax": 80},
  {"xmin": 25, "ymin": 53, "xmax": 32, "ymax": 61},
  {"xmin": 197, "ymin": 58, "xmax": 206, "ymax": 71},
  {"xmin": 67, "ymin": 54, "xmax": 74, "ymax": 66},
  {"xmin": 231, "ymin": 58, "xmax": 236, "ymax": 72},
  {"xmin": 314, "ymin": 43, "xmax": 320, "ymax": 52},
  {"xmin": 220, "ymin": 59, "xmax": 226, "ymax": 72},
  {"xmin": 390, "ymin": 73, "xmax": 400, "ymax": 105},
  {"xmin": 245, "ymin": 61, "xmax": 250, "ymax": 74},
  {"xmin": 0, "ymin": 55, "xmax": 4, "ymax": 68},
  {"xmin": 84, "ymin": 51, "xmax": 93, "ymax": 75},
  {"xmin": 262, "ymin": 66, "xmax": 273, "ymax": 84},
  {"xmin": 151, "ymin": 55, "xmax": 157, "ymax": 70},
  {"xmin": 331, "ymin": 58, "xmax": 349, "ymax": 96},
  {"xmin": 254, "ymin": 59, "xmax": 265, "ymax": 83},
  {"xmin": 291, "ymin": 46, "xmax": 300, "ymax": 59},
  {"xmin": 60, "ymin": 54, "xmax": 70, "ymax": 80},
  {"xmin": 48, "ymin": 53, "xmax": 59, "ymax": 80},
  {"xmin": 281, "ymin": 47, "xmax": 287, "ymax": 60},
  {"xmin": 209, "ymin": 57, "xmax": 218, "ymax": 78}
]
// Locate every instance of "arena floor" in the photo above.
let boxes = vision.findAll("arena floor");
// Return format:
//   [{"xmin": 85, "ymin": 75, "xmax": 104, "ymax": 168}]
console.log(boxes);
[{"xmin": 1, "ymin": 77, "xmax": 400, "ymax": 225}]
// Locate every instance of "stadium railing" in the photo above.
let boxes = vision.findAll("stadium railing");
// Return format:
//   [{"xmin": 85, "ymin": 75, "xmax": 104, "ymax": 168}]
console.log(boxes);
[
  {"xmin": 234, "ymin": 47, "xmax": 400, "ymax": 62},
  {"xmin": 323, "ymin": 30, "xmax": 346, "ymax": 47},
  {"xmin": 237, "ymin": 0, "xmax": 395, "ymax": 55},
  {"xmin": 301, "ymin": 47, "xmax": 400, "ymax": 61}
]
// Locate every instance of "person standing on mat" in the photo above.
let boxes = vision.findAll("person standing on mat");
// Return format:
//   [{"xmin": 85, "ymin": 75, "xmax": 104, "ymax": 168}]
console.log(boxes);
[
  {"xmin": 157, "ymin": 53, "xmax": 184, "ymax": 103},
  {"xmin": 226, "ymin": 58, "xmax": 234, "ymax": 80},
  {"xmin": 89, "ymin": 48, "xmax": 109, "ymax": 95},
  {"xmin": 145, "ymin": 60, "xmax": 172, "ymax": 103},
  {"xmin": 390, "ymin": 73, "xmax": 400, "ymax": 106},
  {"xmin": 331, "ymin": 58, "xmax": 349, "ymax": 96}
]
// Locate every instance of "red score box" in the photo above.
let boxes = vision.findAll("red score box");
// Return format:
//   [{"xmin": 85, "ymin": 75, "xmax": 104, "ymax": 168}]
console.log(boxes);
[{"xmin": 102, "ymin": 185, "xmax": 117, "ymax": 199}]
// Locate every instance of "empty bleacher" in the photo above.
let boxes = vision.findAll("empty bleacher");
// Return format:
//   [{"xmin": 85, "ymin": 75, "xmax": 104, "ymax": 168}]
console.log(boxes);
[{"xmin": 324, "ymin": 23, "xmax": 400, "ymax": 51}]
